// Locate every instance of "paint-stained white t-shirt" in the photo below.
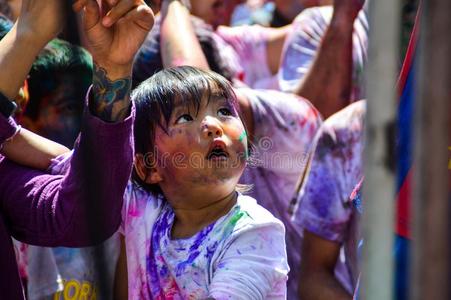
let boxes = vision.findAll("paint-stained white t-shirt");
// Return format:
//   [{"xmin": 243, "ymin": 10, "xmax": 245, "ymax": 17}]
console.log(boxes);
[{"xmin": 120, "ymin": 184, "xmax": 289, "ymax": 300}]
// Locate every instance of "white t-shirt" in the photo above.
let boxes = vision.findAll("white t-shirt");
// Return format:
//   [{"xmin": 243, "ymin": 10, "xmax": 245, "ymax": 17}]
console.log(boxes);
[
  {"xmin": 237, "ymin": 88, "xmax": 322, "ymax": 298},
  {"xmin": 215, "ymin": 25, "xmax": 284, "ymax": 89},
  {"xmin": 293, "ymin": 100, "xmax": 366, "ymax": 291},
  {"xmin": 121, "ymin": 184, "xmax": 289, "ymax": 300},
  {"xmin": 278, "ymin": 6, "xmax": 368, "ymax": 100}
]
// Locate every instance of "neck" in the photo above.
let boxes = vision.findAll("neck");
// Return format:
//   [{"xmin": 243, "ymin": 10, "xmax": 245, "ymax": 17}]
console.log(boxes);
[{"xmin": 169, "ymin": 190, "xmax": 238, "ymax": 239}]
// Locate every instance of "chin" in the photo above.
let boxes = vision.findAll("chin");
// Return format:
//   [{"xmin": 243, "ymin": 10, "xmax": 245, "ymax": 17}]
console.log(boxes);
[{"xmin": 185, "ymin": 167, "xmax": 242, "ymax": 186}]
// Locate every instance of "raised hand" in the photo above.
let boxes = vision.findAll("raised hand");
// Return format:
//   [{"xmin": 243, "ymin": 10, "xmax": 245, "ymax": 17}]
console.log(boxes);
[
  {"xmin": 72, "ymin": 0, "xmax": 154, "ymax": 122},
  {"xmin": 73, "ymin": 0, "xmax": 154, "ymax": 79}
]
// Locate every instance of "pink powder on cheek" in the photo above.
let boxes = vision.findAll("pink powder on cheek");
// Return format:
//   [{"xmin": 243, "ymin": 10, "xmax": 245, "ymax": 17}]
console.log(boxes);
[{"xmin": 222, "ymin": 122, "xmax": 246, "ymax": 142}]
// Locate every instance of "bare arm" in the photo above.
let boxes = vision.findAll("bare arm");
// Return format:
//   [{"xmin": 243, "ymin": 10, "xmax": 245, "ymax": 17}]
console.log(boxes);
[
  {"xmin": 0, "ymin": 0, "xmax": 69, "ymax": 169},
  {"xmin": 299, "ymin": 230, "xmax": 352, "ymax": 300},
  {"xmin": 294, "ymin": 1, "xmax": 364, "ymax": 118},
  {"xmin": 0, "ymin": 3, "xmax": 62, "ymax": 100},
  {"xmin": 160, "ymin": 0, "xmax": 208, "ymax": 69},
  {"xmin": 1, "ymin": 129, "xmax": 69, "ymax": 170}
]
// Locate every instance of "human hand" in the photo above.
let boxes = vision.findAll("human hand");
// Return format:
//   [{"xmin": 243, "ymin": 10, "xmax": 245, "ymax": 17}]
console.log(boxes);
[
  {"xmin": 73, "ymin": 0, "xmax": 154, "ymax": 79},
  {"xmin": 16, "ymin": 0, "xmax": 65, "ymax": 45}
]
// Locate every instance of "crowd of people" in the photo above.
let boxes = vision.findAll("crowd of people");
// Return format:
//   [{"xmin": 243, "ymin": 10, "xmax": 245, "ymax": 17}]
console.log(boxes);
[{"xmin": 0, "ymin": 0, "xmax": 414, "ymax": 299}]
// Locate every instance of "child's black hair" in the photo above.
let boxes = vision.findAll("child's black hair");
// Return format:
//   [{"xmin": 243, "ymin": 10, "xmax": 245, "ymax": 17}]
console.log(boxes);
[{"xmin": 132, "ymin": 66, "xmax": 241, "ymax": 194}]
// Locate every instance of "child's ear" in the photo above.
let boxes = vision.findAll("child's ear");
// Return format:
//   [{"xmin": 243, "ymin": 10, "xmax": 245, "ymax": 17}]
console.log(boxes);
[{"xmin": 134, "ymin": 153, "xmax": 163, "ymax": 184}]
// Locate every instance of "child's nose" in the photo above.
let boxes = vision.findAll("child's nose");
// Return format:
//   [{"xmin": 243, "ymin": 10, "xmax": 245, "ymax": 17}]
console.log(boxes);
[{"xmin": 202, "ymin": 118, "xmax": 224, "ymax": 138}]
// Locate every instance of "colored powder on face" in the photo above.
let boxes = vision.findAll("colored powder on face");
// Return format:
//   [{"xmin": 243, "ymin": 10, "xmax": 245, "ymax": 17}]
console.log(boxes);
[{"xmin": 238, "ymin": 130, "xmax": 247, "ymax": 142}]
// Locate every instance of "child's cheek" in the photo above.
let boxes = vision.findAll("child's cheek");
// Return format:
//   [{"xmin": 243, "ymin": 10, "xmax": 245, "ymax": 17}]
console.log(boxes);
[
  {"xmin": 224, "ymin": 121, "xmax": 248, "ymax": 159},
  {"xmin": 164, "ymin": 128, "xmax": 197, "ymax": 158},
  {"xmin": 223, "ymin": 120, "xmax": 246, "ymax": 142}
]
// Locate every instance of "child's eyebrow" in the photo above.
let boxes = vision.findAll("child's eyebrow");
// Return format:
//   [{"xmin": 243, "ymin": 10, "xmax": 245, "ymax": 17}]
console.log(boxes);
[{"xmin": 209, "ymin": 93, "xmax": 229, "ymax": 104}]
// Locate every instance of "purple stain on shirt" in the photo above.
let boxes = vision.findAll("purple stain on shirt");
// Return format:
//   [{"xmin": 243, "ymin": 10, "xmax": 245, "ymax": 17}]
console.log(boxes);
[
  {"xmin": 147, "ymin": 205, "xmax": 173, "ymax": 296},
  {"xmin": 174, "ymin": 222, "xmax": 217, "ymax": 276},
  {"xmin": 175, "ymin": 250, "xmax": 201, "ymax": 277},
  {"xmin": 205, "ymin": 241, "xmax": 219, "ymax": 261},
  {"xmin": 189, "ymin": 222, "xmax": 216, "ymax": 252}
]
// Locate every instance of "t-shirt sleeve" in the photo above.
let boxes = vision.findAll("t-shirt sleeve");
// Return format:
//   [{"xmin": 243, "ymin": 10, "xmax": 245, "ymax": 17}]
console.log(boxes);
[
  {"xmin": 119, "ymin": 181, "xmax": 134, "ymax": 235},
  {"xmin": 278, "ymin": 7, "xmax": 368, "ymax": 100},
  {"xmin": 209, "ymin": 220, "xmax": 288, "ymax": 299},
  {"xmin": 119, "ymin": 181, "xmax": 161, "ymax": 236},
  {"xmin": 216, "ymin": 25, "xmax": 272, "ymax": 87},
  {"xmin": 293, "ymin": 101, "xmax": 365, "ymax": 243},
  {"xmin": 244, "ymin": 88, "xmax": 322, "ymax": 177},
  {"xmin": 278, "ymin": 8, "xmax": 330, "ymax": 93}
]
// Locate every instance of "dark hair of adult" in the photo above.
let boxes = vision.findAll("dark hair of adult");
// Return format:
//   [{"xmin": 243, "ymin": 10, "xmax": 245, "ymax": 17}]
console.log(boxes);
[{"xmin": 24, "ymin": 39, "xmax": 93, "ymax": 121}]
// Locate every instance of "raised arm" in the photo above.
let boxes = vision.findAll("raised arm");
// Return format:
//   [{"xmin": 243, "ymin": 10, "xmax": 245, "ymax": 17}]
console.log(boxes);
[
  {"xmin": 73, "ymin": 0, "xmax": 154, "ymax": 122},
  {"xmin": 0, "ymin": 0, "xmax": 154, "ymax": 246},
  {"xmin": 160, "ymin": 0, "xmax": 209, "ymax": 69},
  {"xmin": 0, "ymin": 0, "xmax": 69, "ymax": 169},
  {"xmin": 294, "ymin": 0, "xmax": 365, "ymax": 118},
  {"xmin": 1, "ymin": 128, "xmax": 69, "ymax": 170},
  {"xmin": 0, "ymin": 0, "xmax": 62, "ymax": 100}
]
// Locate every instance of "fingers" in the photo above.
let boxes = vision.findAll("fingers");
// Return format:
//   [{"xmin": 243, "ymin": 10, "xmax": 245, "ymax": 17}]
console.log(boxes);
[
  {"xmin": 77, "ymin": 0, "xmax": 101, "ymax": 31},
  {"xmin": 102, "ymin": 0, "xmax": 151, "ymax": 27},
  {"xmin": 73, "ymin": 0, "xmax": 153, "ymax": 31},
  {"xmin": 123, "ymin": 4, "xmax": 155, "ymax": 31}
]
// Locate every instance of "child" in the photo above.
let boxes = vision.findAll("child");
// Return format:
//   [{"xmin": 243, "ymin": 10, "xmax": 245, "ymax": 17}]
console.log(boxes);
[
  {"xmin": 124, "ymin": 66, "xmax": 289, "ymax": 298},
  {"xmin": 131, "ymin": 1, "xmax": 322, "ymax": 297},
  {"xmin": 28, "ymin": 65, "xmax": 289, "ymax": 298}
]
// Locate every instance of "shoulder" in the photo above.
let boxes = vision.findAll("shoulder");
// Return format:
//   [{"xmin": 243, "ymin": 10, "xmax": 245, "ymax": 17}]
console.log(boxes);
[
  {"xmin": 318, "ymin": 100, "xmax": 366, "ymax": 147},
  {"xmin": 121, "ymin": 181, "xmax": 163, "ymax": 231},
  {"xmin": 228, "ymin": 194, "xmax": 285, "ymax": 236},
  {"xmin": 325, "ymin": 100, "xmax": 366, "ymax": 130},
  {"xmin": 238, "ymin": 87, "xmax": 320, "ymax": 122},
  {"xmin": 292, "ymin": 6, "xmax": 333, "ymax": 30}
]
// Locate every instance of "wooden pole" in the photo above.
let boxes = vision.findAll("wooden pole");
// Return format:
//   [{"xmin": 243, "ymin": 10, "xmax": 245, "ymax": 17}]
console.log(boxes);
[
  {"xmin": 411, "ymin": 0, "xmax": 451, "ymax": 299},
  {"xmin": 360, "ymin": 0, "xmax": 400, "ymax": 298}
]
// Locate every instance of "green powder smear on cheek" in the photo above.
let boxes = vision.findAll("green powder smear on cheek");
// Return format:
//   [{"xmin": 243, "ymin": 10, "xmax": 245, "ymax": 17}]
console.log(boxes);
[
  {"xmin": 238, "ymin": 130, "xmax": 247, "ymax": 142},
  {"xmin": 238, "ymin": 131, "xmax": 249, "ymax": 159}
]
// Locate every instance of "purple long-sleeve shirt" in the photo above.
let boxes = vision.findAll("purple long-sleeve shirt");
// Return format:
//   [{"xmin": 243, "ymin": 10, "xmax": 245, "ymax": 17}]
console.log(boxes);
[{"xmin": 0, "ymin": 96, "xmax": 134, "ymax": 299}]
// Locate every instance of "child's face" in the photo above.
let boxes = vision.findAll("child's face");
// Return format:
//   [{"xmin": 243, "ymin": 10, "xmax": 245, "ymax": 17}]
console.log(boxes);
[{"xmin": 152, "ymin": 88, "xmax": 247, "ymax": 199}]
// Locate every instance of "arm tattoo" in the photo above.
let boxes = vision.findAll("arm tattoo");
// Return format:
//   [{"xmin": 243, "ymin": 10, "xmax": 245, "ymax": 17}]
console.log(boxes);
[{"xmin": 91, "ymin": 64, "xmax": 132, "ymax": 122}]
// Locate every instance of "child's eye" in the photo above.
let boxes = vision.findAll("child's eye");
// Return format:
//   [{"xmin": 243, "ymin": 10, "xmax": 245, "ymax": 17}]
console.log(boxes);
[
  {"xmin": 218, "ymin": 107, "xmax": 233, "ymax": 117},
  {"xmin": 175, "ymin": 114, "xmax": 193, "ymax": 124}
]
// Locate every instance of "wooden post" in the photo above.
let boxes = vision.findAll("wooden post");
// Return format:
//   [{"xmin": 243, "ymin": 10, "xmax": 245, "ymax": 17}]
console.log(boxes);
[
  {"xmin": 411, "ymin": 0, "xmax": 451, "ymax": 299},
  {"xmin": 360, "ymin": 0, "xmax": 400, "ymax": 298}
]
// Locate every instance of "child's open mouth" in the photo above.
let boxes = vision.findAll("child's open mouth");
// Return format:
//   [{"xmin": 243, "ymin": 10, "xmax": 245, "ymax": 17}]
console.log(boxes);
[{"xmin": 206, "ymin": 141, "xmax": 229, "ymax": 160}]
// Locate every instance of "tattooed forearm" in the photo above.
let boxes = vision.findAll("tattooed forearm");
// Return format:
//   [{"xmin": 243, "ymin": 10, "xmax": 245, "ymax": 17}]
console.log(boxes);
[{"xmin": 90, "ymin": 64, "xmax": 132, "ymax": 122}]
